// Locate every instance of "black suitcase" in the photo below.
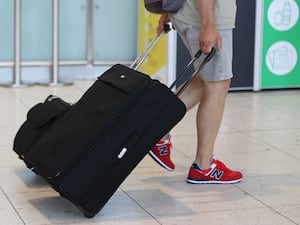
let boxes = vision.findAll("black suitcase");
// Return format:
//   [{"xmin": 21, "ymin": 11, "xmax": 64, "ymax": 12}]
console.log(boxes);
[{"xmin": 13, "ymin": 31, "xmax": 215, "ymax": 217}]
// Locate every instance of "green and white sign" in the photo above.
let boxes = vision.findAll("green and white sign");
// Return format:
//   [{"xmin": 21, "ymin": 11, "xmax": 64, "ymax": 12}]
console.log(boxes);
[{"xmin": 261, "ymin": 0, "xmax": 300, "ymax": 88}]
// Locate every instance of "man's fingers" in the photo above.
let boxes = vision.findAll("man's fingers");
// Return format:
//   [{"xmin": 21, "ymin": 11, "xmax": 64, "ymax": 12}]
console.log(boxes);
[
  {"xmin": 216, "ymin": 36, "xmax": 222, "ymax": 51},
  {"xmin": 200, "ymin": 41, "xmax": 214, "ymax": 54}
]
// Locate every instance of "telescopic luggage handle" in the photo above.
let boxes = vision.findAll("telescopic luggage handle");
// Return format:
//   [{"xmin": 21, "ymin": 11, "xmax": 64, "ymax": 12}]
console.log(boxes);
[
  {"xmin": 130, "ymin": 24, "xmax": 171, "ymax": 70},
  {"xmin": 172, "ymin": 47, "xmax": 216, "ymax": 96},
  {"xmin": 129, "ymin": 22, "xmax": 216, "ymax": 96}
]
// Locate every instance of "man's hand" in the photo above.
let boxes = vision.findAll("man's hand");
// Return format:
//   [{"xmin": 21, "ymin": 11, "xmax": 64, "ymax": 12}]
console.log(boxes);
[
  {"xmin": 156, "ymin": 14, "xmax": 170, "ymax": 35},
  {"xmin": 199, "ymin": 26, "xmax": 222, "ymax": 54}
]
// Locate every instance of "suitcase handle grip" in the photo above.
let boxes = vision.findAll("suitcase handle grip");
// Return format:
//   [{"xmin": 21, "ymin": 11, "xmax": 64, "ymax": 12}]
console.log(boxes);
[
  {"xmin": 163, "ymin": 23, "xmax": 172, "ymax": 33},
  {"xmin": 194, "ymin": 49, "xmax": 202, "ymax": 59},
  {"xmin": 170, "ymin": 47, "xmax": 216, "ymax": 96}
]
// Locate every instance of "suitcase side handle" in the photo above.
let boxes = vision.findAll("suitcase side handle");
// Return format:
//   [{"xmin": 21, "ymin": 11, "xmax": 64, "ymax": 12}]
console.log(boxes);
[{"xmin": 171, "ymin": 47, "xmax": 216, "ymax": 96}]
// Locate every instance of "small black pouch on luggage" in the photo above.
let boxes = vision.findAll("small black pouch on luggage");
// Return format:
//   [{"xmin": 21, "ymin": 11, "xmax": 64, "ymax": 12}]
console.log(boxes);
[{"xmin": 13, "ymin": 95, "xmax": 71, "ymax": 167}]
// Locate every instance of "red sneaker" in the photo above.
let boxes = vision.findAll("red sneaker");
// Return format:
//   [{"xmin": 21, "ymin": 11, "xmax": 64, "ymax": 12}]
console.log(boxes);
[
  {"xmin": 149, "ymin": 137, "xmax": 175, "ymax": 171},
  {"xmin": 187, "ymin": 157, "xmax": 242, "ymax": 184}
]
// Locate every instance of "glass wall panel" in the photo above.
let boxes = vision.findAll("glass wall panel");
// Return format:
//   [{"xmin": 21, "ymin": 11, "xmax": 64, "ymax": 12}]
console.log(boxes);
[
  {"xmin": 93, "ymin": 0, "xmax": 138, "ymax": 61},
  {"xmin": 21, "ymin": 0, "xmax": 52, "ymax": 61},
  {"xmin": 59, "ymin": 0, "xmax": 87, "ymax": 61},
  {"xmin": 0, "ymin": 0, "xmax": 14, "ymax": 61}
]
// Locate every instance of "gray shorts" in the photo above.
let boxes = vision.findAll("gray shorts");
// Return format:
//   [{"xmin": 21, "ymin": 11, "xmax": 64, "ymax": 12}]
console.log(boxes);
[{"xmin": 171, "ymin": 17, "xmax": 233, "ymax": 81}]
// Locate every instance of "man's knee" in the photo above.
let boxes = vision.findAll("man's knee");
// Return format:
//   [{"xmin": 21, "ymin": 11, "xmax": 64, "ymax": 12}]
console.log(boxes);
[{"xmin": 203, "ymin": 79, "xmax": 231, "ymax": 90}]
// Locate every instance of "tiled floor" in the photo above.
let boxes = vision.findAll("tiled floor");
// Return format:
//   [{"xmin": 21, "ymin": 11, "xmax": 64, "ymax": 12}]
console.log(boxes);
[{"xmin": 1, "ymin": 81, "xmax": 300, "ymax": 225}]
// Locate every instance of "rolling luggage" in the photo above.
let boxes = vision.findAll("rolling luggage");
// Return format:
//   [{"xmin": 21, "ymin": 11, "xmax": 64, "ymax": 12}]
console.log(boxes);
[{"xmin": 13, "ymin": 28, "xmax": 215, "ymax": 217}]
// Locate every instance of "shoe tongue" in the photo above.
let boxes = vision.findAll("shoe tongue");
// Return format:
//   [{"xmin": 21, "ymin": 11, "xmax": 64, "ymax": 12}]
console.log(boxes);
[
  {"xmin": 157, "ymin": 140, "xmax": 168, "ymax": 146},
  {"xmin": 192, "ymin": 162, "xmax": 214, "ymax": 174},
  {"xmin": 192, "ymin": 162, "xmax": 201, "ymax": 170}
]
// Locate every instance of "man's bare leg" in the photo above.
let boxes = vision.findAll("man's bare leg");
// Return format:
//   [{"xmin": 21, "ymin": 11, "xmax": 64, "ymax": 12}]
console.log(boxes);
[
  {"xmin": 194, "ymin": 79, "xmax": 230, "ymax": 168},
  {"xmin": 160, "ymin": 76, "xmax": 204, "ymax": 140}
]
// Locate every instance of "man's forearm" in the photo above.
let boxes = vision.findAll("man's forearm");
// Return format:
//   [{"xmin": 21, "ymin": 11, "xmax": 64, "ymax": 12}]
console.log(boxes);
[
  {"xmin": 196, "ymin": 0, "xmax": 216, "ymax": 29},
  {"xmin": 196, "ymin": 0, "xmax": 222, "ymax": 53}
]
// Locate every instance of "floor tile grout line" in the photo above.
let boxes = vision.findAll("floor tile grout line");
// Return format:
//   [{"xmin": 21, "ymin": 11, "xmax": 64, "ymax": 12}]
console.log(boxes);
[
  {"xmin": 121, "ymin": 186, "xmax": 295, "ymax": 221},
  {"xmin": 234, "ymin": 184, "xmax": 299, "ymax": 225},
  {"xmin": 224, "ymin": 125, "xmax": 300, "ymax": 134},
  {"xmin": 120, "ymin": 188, "xmax": 163, "ymax": 225},
  {"xmin": 241, "ymin": 130, "xmax": 300, "ymax": 161},
  {"xmin": 0, "ymin": 186, "xmax": 26, "ymax": 225}
]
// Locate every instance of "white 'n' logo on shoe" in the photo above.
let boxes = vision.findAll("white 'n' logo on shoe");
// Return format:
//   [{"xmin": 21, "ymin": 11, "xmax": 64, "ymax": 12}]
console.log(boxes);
[
  {"xmin": 210, "ymin": 169, "xmax": 224, "ymax": 180},
  {"xmin": 158, "ymin": 146, "xmax": 168, "ymax": 156}
]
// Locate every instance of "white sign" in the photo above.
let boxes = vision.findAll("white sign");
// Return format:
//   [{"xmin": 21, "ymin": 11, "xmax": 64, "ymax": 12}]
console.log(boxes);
[
  {"xmin": 268, "ymin": 0, "xmax": 299, "ymax": 31},
  {"xmin": 266, "ymin": 41, "xmax": 298, "ymax": 75}
]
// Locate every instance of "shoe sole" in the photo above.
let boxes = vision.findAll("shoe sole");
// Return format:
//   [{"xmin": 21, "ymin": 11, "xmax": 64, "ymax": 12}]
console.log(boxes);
[
  {"xmin": 148, "ymin": 150, "xmax": 174, "ymax": 172},
  {"xmin": 186, "ymin": 178, "xmax": 242, "ymax": 184}
]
